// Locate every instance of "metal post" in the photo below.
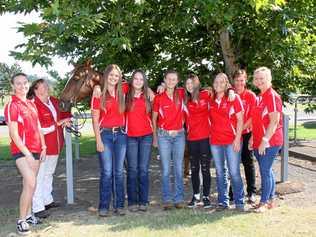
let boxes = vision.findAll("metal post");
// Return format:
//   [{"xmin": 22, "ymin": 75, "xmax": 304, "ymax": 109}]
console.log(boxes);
[
  {"xmin": 65, "ymin": 129, "xmax": 74, "ymax": 204},
  {"xmin": 74, "ymin": 113, "xmax": 80, "ymax": 160},
  {"xmin": 281, "ymin": 114, "xmax": 289, "ymax": 182},
  {"xmin": 294, "ymin": 100, "xmax": 298, "ymax": 145}
]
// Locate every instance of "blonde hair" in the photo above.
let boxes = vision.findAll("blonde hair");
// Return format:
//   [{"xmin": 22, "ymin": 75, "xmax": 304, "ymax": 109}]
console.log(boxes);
[
  {"xmin": 254, "ymin": 67, "xmax": 272, "ymax": 83},
  {"xmin": 212, "ymin": 72, "xmax": 231, "ymax": 100}
]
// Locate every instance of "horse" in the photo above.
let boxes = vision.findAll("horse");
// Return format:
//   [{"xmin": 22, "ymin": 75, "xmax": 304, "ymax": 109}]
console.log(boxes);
[{"xmin": 59, "ymin": 60, "xmax": 103, "ymax": 112}]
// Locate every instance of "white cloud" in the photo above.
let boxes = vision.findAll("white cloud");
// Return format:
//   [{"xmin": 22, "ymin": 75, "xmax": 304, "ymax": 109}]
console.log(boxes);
[{"xmin": 0, "ymin": 12, "xmax": 72, "ymax": 78}]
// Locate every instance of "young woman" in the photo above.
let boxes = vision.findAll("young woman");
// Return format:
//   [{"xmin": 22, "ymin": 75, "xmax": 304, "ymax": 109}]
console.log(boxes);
[
  {"xmin": 250, "ymin": 67, "xmax": 283, "ymax": 213},
  {"xmin": 209, "ymin": 73, "xmax": 245, "ymax": 211},
  {"xmin": 184, "ymin": 74, "xmax": 211, "ymax": 208},
  {"xmin": 91, "ymin": 64, "xmax": 129, "ymax": 217},
  {"xmin": 152, "ymin": 70, "xmax": 186, "ymax": 210},
  {"xmin": 125, "ymin": 70, "xmax": 153, "ymax": 212},
  {"xmin": 4, "ymin": 73, "xmax": 46, "ymax": 235},
  {"xmin": 229, "ymin": 70, "xmax": 257, "ymax": 204},
  {"xmin": 27, "ymin": 79, "xmax": 71, "ymax": 218}
]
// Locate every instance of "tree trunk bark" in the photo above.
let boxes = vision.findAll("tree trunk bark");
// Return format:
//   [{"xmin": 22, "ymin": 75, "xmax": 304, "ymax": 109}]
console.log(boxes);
[{"xmin": 219, "ymin": 28, "xmax": 238, "ymax": 80}]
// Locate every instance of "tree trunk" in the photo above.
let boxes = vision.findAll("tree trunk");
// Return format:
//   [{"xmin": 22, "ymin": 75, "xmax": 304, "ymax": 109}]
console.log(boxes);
[{"xmin": 219, "ymin": 28, "xmax": 238, "ymax": 80}]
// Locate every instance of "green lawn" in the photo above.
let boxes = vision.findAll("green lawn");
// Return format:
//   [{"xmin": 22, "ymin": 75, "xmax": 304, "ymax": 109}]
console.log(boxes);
[
  {"xmin": 289, "ymin": 122, "xmax": 316, "ymax": 140},
  {"xmin": 0, "ymin": 206, "xmax": 315, "ymax": 237}
]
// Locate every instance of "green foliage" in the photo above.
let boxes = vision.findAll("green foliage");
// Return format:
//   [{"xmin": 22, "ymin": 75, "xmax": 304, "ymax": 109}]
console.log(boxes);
[
  {"xmin": 0, "ymin": 62, "xmax": 22, "ymax": 92},
  {"xmin": 1, "ymin": 0, "xmax": 315, "ymax": 102}
]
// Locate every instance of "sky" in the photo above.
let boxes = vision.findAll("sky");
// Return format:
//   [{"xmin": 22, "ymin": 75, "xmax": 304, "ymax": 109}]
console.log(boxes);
[{"xmin": 0, "ymin": 12, "xmax": 72, "ymax": 78}]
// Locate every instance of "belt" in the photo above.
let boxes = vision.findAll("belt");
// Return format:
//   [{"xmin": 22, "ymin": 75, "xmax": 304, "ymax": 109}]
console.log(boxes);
[
  {"xmin": 158, "ymin": 128, "xmax": 184, "ymax": 136},
  {"xmin": 101, "ymin": 126, "xmax": 125, "ymax": 133}
]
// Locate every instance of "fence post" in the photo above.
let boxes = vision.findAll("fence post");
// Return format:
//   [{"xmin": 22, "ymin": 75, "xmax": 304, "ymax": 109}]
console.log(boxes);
[
  {"xmin": 281, "ymin": 114, "xmax": 289, "ymax": 182},
  {"xmin": 294, "ymin": 100, "xmax": 298, "ymax": 145},
  {"xmin": 74, "ymin": 112, "xmax": 80, "ymax": 160},
  {"xmin": 65, "ymin": 129, "xmax": 74, "ymax": 204}
]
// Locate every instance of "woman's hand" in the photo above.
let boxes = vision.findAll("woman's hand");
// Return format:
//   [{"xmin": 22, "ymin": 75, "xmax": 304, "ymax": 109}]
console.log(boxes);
[
  {"xmin": 96, "ymin": 140, "xmax": 105, "ymax": 152},
  {"xmin": 258, "ymin": 140, "xmax": 268, "ymax": 155},
  {"xmin": 93, "ymin": 85, "xmax": 102, "ymax": 98},
  {"xmin": 156, "ymin": 82, "xmax": 166, "ymax": 94},
  {"xmin": 40, "ymin": 147, "xmax": 47, "ymax": 162},
  {"xmin": 152, "ymin": 135, "xmax": 158, "ymax": 148},
  {"xmin": 228, "ymin": 89, "xmax": 236, "ymax": 102},
  {"xmin": 232, "ymin": 138, "xmax": 241, "ymax": 152}
]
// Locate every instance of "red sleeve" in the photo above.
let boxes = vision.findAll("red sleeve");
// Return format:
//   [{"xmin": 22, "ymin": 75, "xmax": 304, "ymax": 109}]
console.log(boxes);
[
  {"xmin": 233, "ymin": 95, "xmax": 244, "ymax": 113},
  {"xmin": 176, "ymin": 87, "xmax": 185, "ymax": 98},
  {"xmin": 91, "ymin": 96, "xmax": 101, "ymax": 110},
  {"xmin": 4, "ymin": 101, "xmax": 19, "ymax": 123},
  {"xmin": 248, "ymin": 91, "xmax": 257, "ymax": 115},
  {"xmin": 266, "ymin": 91, "xmax": 282, "ymax": 113},
  {"xmin": 60, "ymin": 111, "xmax": 72, "ymax": 119},
  {"xmin": 122, "ymin": 82, "xmax": 129, "ymax": 94},
  {"xmin": 153, "ymin": 96, "xmax": 160, "ymax": 113}
]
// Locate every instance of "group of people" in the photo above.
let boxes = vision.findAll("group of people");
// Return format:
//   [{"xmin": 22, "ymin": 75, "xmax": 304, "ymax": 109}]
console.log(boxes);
[{"xmin": 4, "ymin": 65, "xmax": 283, "ymax": 236}]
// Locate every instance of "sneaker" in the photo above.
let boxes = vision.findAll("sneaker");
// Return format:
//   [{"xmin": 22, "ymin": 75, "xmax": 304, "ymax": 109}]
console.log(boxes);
[
  {"xmin": 138, "ymin": 204, "xmax": 148, "ymax": 212},
  {"xmin": 254, "ymin": 203, "xmax": 269, "ymax": 213},
  {"xmin": 45, "ymin": 202, "xmax": 61, "ymax": 210},
  {"xmin": 216, "ymin": 204, "xmax": 230, "ymax": 211},
  {"xmin": 34, "ymin": 210, "xmax": 50, "ymax": 219},
  {"xmin": 247, "ymin": 194, "xmax": 256, "ymax": 204},
  {"xmin": 162, "ymin": 202, "xmax": 173, "ymax": 211},
  {"xmin": 202, "ymin": 196, "xmax": 212, "ymax": 209},
  {"xmin": 17, "ymin": 220, "xmax": 31, "ymax": 236},
  {"xmin": 235, "ymin": 205, "xmax": 247, "ymax": 212},
  {"xmin": 128, "ymin": 205, "xmax": 139, "ymax": 212},
  {"xmin": 267, "ymin": 199, "xmax": 276, "ymax": 209},
  {"xmin": 114, "ymin": 208, "xmax": 126, "ymax": 216},
  {"xmin": 188, "ymin": 196, "xmax": 200, "ymax": 208},
  {"xmin": 99, "ymin": 209, "xmax": 110, "ymax": 217},
  {"xmin": 174, "ymin": 202, "xmax": 185, "ymax": 209},
  {"xmin": 26, "ymin": 215, "xmax": 42, "ymax": 225}
]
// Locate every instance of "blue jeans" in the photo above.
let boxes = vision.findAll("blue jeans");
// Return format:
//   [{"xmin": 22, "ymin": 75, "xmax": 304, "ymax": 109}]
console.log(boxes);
[
  {"xmin": 254, "ymin": 146, "xmax": 281, "ymax": 203},
  {"xmin": 98, "ymin": 129, "xmax": 127, "ymax": 211},
  {"xmin": 127, "ymin": 134, "xmax": 153, "ymax": 206},
  {"xmin": 211, "ymin": 144, "xmax": 244, "ymax": 207},
  {"xmin": 158, "ymin": 129, "xmax": 185, "ymax": 204}
]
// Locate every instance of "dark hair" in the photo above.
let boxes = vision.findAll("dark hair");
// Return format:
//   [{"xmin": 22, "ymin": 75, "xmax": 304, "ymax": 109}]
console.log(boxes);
[
  {"xmin": 101, "ymin": 64, "xmax": 125, "ymax": 113},
  {"xmin": 126, "ymin": 70, "xmax": 151, "ymax": 113},
  {"xmin": 27, "ymin": 79, "xmax": 46, "ymax": 99},
  {"xmin": 233, "ymin": 69, "xmax": 247, "ymax": 80},
  {"xmin": 185, "ymin": 73, "xmax": 200, "ymax": 104},
  {"xmin": 11, "ymin": 73, "xmax": 28, "ymax": 84},
  {"xmin": 164, "ymin": 69, "xmax": 180, "ymax": 106}
]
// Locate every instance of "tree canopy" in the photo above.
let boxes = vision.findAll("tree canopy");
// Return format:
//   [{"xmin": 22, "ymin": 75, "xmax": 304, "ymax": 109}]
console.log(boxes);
[{"xmin": 1, "ymin": 0, "xmax": 315, "ymax": 106}]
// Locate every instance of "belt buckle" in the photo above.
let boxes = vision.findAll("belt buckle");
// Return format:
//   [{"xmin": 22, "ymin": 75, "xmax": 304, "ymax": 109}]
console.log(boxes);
[
  {"xmin": 169, "ymin": 130, "xmax": 178, "ymax": 137},
  {"xmin": 112, "ymin": 127, "xmax": 119, "ymax": 133}
]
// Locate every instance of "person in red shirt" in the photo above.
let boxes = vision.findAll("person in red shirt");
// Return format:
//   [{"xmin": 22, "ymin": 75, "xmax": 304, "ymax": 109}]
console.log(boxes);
[
  {"xmin": 4, "ymin": 73, "xmax": 46, "ymax": 235},
  {"xmin": 26, "ymin": 79, "xmax": 71, "ymax": 219},
  {"xmin": 250, "ymin": 67, "xmax": 283, "ymax": 213},
  {"xmin": 184, "ymin": 74, "xmax": 211, "ymax": 209},
  {"xmin": 91, "ymin": 64, "xmax": 128, "ymax": 217},
  {"xmin": 152, "ymin": 69, "xmax": 186, "ymax": 210},
  {"xmin": 125, "ymin": 70, "xmax": 153, "ymax": 212},
  {"xmin": 229, "ymin": 69, "xmax": 257, "ymax": 204},
  {"xmin": 209, "ymin": 73, "xmax": 245, "ymax": 211}
]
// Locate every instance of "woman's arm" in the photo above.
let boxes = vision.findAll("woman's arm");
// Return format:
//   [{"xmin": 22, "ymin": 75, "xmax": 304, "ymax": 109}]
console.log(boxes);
[
  {"xmin": 8, "ymin": 122, "xmax": 33, "ymax": 159},
  {"xmin": 38, "ymin": 121, "xmax": 47, "ymax": 161},
  {"xmin": 233, "ymin": 111, "xmax": 244, "ymax": 152},
  {"xmin": 91, "ymin": 108, "xmax": 104, "ymax": 152},
  {"xmin": 152, "ymin": 112, "xmax": 159, "ymax": 147},
  {"xmin": 258, "ymin": 112, "xmax": 280, "ymax": 155}
]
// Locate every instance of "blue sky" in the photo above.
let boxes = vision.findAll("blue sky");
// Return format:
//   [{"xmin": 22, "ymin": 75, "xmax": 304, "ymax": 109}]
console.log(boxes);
[{"xmin": 0, "ymin": 12, "xmax": 72, "ymax": 78}]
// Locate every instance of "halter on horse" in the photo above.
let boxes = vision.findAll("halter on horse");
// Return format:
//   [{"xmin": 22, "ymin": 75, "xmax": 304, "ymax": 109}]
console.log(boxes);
[{"xmin": 59, "ymin": 60, "xmax": 102, "ymax": 136}]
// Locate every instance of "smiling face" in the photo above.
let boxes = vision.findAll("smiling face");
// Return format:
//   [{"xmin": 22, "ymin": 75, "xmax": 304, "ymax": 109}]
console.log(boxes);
[
  {"xmin": 164, "ymin": 72, "xmax": 178, "ymax": 90},
  {"xmin": 234, "ymin": 74, "xmax": 246, "ymax": 92},
  {"xmin": 34, "ymin": 81, "xmax": 49, "ymax": 98},
  {"xmin": 253, "ymin": 70, "xmax": 271, "ymax": 92},
  {"xmin": 132, "ymin": 72, "xmax": 145, "ymax": 91},
  {"xmin": 213, "ymin": 74, "xmax": 228, "ymax": 94},
  {"xmin": 107, "ymin": 68, "xmax": 121, "ymax": 86},
  {"xmin": 12, "ymin": 75, "xmax": 29, "ymax": 97},
  {"xmin": 185, "ymin": 78, "xmax": 194, "ymax": 93}
]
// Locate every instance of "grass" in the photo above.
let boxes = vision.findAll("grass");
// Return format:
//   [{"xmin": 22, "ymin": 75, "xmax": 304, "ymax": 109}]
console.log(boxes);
[
  {"xmin": 289, "ymin": 122, "xmax": 316, "ymax": 140},
  {"xmin": 0, "ymin": 206, "xmax": 315, "ymax": 237}
]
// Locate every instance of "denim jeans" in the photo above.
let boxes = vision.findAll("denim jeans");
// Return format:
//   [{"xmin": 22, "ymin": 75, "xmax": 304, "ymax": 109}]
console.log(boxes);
[
  {"xmin": 127, "ymin": 134, "xmax": 153, "ymax": 206},
  {"xmin": 158, "ymin": 129, "xmax": 185, "ymax": 204},
  {"xmin": 254, "ymin": 146, "xmax": 281, "ymax": 203},
  {"xmin": 98, "ymin": 129, "xmax": 127, "ymax": 211},
  {"xmin": 211, "ymin": 144, "xmax": 244, "ymax": 207}
]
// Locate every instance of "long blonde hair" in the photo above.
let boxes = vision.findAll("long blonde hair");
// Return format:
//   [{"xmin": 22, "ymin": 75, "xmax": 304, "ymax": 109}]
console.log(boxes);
[
  {"xmin": 101, "ymin": 64, "xmax": 125, "ymax": 113},
  {"xmin": 212, "ymin": 72, "xmax": 231, "ymax": 100}
]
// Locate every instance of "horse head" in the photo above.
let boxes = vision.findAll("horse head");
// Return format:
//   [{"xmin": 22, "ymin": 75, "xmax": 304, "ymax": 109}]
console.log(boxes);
[{"xmin": 59, "ymin": 60, "xmax": 103, "ymax": 111}]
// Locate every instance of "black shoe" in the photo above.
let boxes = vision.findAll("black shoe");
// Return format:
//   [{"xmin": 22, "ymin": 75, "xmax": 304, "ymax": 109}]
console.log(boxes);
[
  {"xmin": 202, "ymin": 196, "xmax": 212, "ymax": 209},
  {"xmin": 26, "ymin": 215, "xmax": 42, "ymax": 225},
  {"xmin": 17, "ymin": 220, "xmax": 31, "ymax": 236},
  {"xmin": 188, "ymin": 196, "xmax": 200, "ymax": 208},
  {"xmin": 45, "ymin": 202, "xmax": 60, "ymax": 210},
  {"xmin": 114, "ymin": 208, "xmax": 126, "ymax": 216},
  {"xmin": 99, "ymin": 209, "xmax": 110, "ymax": 217},
  {"xmin": 34, "ymin": 210, "xmax": 50, "ymax": 219}
]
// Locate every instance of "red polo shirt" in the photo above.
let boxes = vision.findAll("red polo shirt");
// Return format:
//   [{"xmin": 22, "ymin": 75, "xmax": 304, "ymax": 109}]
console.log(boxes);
[
  {"xmin": 209, "ymin": 95, "xmax": 244, "ymax": 145},
  {"xmin": 91, "ymin": 83, "xmax": 129, "ymax": 128},
  {"xmin": 153, "ymin": 88, "xmax": 185, "ymax": 131},
  {"xmin": 238, "ymin": 89, "xmax": 256, "ymax": 134},
  {"xmin": 126, "ymin": 94, "xmax": 153, "ymax": 137},
  {"xmin": 185, "ymin": 90, "xmax": 210, "ymax": 141},
  {"xmin": 252, "ymin": 87, "xmax": 283, "ymax": 149},
  {"xmin": 4, "ymin": 95, "xmax": 42, "ymax": 154}
]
